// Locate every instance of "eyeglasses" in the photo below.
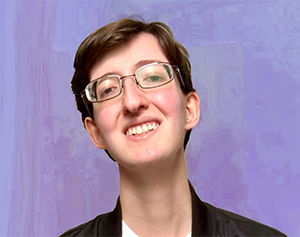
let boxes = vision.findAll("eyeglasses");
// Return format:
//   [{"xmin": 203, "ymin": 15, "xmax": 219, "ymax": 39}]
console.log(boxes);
[{"xmin": 81, "ymin": 62, "xmax": 183, "ymax": 103}]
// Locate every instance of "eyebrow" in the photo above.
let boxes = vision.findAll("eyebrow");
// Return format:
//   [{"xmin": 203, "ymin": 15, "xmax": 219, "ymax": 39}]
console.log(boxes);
[
  {"xmin": 96, "ymin": 59, "xmax": 165, "ymax": 79},
  {"xmin": 134, "ymin": 59, "xmax": 164, "ymax": 69}
]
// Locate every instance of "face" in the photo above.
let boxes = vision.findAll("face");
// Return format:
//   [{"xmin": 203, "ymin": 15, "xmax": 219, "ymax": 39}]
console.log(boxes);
[{"xmin": 85, "ymin": 33, "xmax": 200, "ymax": 169}]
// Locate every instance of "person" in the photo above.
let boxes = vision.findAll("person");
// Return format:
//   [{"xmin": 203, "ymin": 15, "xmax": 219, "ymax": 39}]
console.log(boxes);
[{"xmin": 60, "ymin": 18, "xmax": 286, "ymax": 237}]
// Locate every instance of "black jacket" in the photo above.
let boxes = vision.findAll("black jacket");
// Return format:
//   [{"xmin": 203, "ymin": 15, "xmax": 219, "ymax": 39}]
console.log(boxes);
[{"xmin": 60, "ymin": 183, "xmax": 286, "ymax": 236}]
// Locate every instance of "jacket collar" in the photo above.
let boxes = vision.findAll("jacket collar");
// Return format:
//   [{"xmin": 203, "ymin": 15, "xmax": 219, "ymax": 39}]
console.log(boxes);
[
  {"xmin": 190, "ymin": 182, "xmax": 211, "ymax": 236},
  {"xmin": 101, "ymin": 181, "xmax": 211, "ymax": 236}
]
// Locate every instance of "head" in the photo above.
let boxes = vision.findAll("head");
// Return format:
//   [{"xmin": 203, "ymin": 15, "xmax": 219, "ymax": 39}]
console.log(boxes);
[{"xmin": 71, "ymin": 18, "xmax": 197, "ymax": 160}]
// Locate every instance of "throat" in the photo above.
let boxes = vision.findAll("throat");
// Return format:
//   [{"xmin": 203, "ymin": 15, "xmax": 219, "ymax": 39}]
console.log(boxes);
[{"xmin": 120, "ymin": 177, "xmax": 192, "ymax": 237}]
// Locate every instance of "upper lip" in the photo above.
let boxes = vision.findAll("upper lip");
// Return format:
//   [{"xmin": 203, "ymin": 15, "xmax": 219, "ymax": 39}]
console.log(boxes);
[{"xmin": 123, "ymin": 117, "xmax": 161, "ymax": 134}]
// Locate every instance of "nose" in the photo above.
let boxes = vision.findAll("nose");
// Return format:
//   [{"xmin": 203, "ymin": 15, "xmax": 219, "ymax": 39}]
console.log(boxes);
[{"xmin": 121, "ymin": 76, "xmax": 149, "ymax": 115}]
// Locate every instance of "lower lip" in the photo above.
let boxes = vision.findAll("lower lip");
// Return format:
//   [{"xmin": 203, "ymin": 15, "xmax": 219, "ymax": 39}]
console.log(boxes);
[{"xmin": 126, "ymin": 126, "xmax": 159, "ymax": 141}]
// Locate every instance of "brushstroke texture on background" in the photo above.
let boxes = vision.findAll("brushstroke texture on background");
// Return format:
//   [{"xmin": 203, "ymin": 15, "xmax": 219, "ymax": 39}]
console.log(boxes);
[{"xmin": 1, "ymin": 1, "xmax": 299, "ymax": 236}]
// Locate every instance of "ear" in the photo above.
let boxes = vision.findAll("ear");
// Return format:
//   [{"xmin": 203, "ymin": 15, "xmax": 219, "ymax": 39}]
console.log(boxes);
[
  {"xmin": 185, "ymin": 92, "xmax": 200, "ymax": 130},
  {"xmin": 84, "ymin": 117, "xmax": 106, "ymax": 150}
]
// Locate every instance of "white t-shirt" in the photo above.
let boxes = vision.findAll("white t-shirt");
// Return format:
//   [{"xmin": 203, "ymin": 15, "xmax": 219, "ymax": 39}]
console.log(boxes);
[{"xmin": 122, "ymin": 220, "xmax": 191, "ymax": 237}]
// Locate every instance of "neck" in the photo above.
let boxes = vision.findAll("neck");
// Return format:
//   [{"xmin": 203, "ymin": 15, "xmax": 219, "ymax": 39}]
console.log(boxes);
[{"xmin": 118, "ymin": 152, "xmax": 192, "ymax": 237}]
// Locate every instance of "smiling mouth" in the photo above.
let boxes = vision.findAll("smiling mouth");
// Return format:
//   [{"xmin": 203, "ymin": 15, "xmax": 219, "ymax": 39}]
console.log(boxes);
[{"xmin": 126, "ymin": 122, "xmax": 159, "ymax": 136}]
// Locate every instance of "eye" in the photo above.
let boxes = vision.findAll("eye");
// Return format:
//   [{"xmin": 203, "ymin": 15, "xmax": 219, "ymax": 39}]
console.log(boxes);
[
  {"xmin": 147, "ymin": 75, "xmax": 162, "ymax": 82},
  {"xmin": 142, "ymin": 73, "xmax": 165, "ymax": 82},
  {"xmin": 95, "ymin": 77, "xmax": 120, "ymax": 100},
  {"xmin": 102, "ymin": 87, "xmax": 114, "ymax": 95},
  {"xmin": 98, "ymin": 86, "xmax": 118, "ymax": 98}
]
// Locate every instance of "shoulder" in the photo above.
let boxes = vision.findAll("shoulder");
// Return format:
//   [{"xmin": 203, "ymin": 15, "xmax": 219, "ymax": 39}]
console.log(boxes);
[
  {"xmin": 203, "ymin": 202, "xmax": 287, "ymax": 237},
  {"xmin": 58, "ymin": 212, "xmax": 112, "ymax": 237}
]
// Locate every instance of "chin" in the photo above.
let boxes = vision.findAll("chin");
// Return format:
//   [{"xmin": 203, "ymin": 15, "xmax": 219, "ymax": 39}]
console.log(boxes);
[{"xmin": 118, "ymin": 151, "xmax": 166, "ymax": 169}]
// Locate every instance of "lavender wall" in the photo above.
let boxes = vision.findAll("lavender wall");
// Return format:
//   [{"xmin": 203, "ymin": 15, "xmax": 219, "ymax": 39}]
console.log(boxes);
[{"xmin": 1, "ymin": 1, "xmax": 299, "ymax": 236}]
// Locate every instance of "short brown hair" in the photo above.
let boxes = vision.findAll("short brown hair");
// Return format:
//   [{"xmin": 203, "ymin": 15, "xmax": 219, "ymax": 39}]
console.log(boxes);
[{"xmin": 71, "ymin": 18, "xmax": 196, "ymax": 149}]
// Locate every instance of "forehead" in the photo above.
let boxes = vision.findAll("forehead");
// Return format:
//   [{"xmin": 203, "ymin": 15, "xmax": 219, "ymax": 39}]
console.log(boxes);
[{"xmin": 90, "ymin": 33, "xmax": 169, "ymax": 79}]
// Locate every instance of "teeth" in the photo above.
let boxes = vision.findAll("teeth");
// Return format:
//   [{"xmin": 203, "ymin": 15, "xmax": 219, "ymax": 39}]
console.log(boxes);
[
  {"xmin": 142, "ymin": 124, "xmax": 148, "ymax": 132},
  {"xmin": 126, "ymin": 122, "xmax": 159, "ymax": 136},
  {"xmin": 137, "ymin": 126, "xmax": 143, "ymax": 134}
]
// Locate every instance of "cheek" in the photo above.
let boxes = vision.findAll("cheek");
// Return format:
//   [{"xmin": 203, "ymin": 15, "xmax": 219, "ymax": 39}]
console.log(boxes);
[
  {"xmin": 94, "ymin": 104, "xmax": 119, "ymax": 133},
  {"xmin": 153, "ymin": 88, "xmax": 186, "ymax": 122}
]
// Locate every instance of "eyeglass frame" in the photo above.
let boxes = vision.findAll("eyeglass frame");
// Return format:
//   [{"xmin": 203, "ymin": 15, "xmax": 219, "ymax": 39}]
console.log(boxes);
[{"xmin": 80, "ymin": 62, "xmax": 186, "ymax": 116}]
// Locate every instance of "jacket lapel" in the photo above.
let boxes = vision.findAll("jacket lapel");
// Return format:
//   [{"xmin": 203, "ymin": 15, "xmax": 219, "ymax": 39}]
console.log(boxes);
[
  {"xmin": 190, "ymin": 182, "xmax": 211, "ymax": 236},
  {"xmin": 101, "ymin": 198, "xmax": 122, "ymax": 236}
]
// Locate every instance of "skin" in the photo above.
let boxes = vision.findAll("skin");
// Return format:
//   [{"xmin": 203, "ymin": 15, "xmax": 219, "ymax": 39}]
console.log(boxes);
[{"xmin": 85, "ymin": 33, "xmax": 200, "ymax": 237}]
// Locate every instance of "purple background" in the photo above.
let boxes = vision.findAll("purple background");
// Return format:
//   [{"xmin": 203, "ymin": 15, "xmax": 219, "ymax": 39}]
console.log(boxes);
[{"xmin": 1, "ymin": 1, "xmax": 299, "ymax": 236}]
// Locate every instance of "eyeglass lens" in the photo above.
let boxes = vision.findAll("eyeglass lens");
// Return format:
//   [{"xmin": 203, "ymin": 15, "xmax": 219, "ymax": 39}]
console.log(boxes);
[{"xmin": 87, "ymin": 63, "xmax": 174, "ymax": 102}]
